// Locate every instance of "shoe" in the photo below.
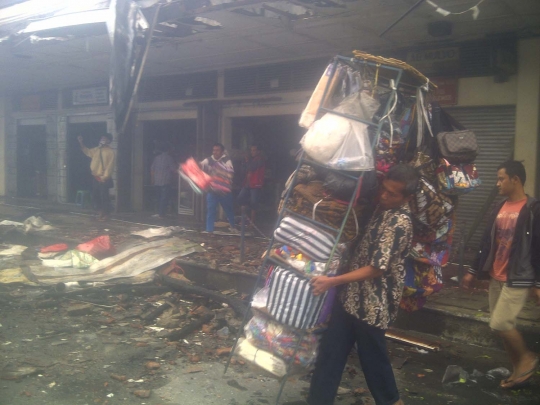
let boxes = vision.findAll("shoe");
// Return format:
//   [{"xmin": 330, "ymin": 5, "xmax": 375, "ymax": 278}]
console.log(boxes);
[{"xmin": 500, "ymin": 356, "xmax": 539, "ymax": 389}]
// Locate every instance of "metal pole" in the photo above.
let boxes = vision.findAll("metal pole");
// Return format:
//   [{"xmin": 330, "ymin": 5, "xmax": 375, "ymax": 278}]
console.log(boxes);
[
  {"xmin": 120, "ymin": 3, "xmax": 162, "ymax": 135},
  {"xmin": 240, "ymin": 206, "xmax": 246, "ymax": 263}
]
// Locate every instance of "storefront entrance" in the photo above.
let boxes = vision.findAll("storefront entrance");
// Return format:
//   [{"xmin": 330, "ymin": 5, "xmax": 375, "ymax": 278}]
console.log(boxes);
[
  {"xmin": 66, "ymin": 122, "xmax": 107, "ymax": 203},
  {"xmin": 142, "ymin": 119, "xmax": 197, "ymax": 216},
  {"xmin": 230, "ymin": 115, "xmax": 305, "ymax": 225},
  {"xmin": 17, "ymin": 124, "xmax": 47, "ymax": 198}
]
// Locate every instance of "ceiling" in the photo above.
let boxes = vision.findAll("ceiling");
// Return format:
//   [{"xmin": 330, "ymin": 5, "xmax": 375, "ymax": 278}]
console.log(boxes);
[{"xmin": 0, "ymin": 0, "xmax": 539, "ymax": 94}]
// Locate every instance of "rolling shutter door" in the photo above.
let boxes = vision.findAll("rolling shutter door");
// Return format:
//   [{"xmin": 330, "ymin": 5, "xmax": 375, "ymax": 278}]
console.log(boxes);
[{"xmin": 444, "ymin": 105, "xmax": 516, "ymax": 254}]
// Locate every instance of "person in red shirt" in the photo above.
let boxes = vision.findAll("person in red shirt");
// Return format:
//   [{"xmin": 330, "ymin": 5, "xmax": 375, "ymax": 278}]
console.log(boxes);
[
  {"xmin": 462, "ymin": 161, "xmax": 540, "ymax": 389},
  {"xmin": 238, "ymin": 145, "xmax": 265, "ymax": 227}
]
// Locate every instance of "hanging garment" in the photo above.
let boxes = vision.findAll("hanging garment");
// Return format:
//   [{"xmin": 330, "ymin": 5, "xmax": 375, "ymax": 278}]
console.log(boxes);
[{"xmin": 400, "ymin": 259, "xmax": 443, "ymax": 312}]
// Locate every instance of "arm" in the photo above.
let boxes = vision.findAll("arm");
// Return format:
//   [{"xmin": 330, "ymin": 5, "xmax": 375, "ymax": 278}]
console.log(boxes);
[
  {"xmin": 78, "ymin": 136, "xmax": 93, "ymax": 157},
  {"xmin": 311, "ymin": 265, "xmax": 382, "ymax": 296}
]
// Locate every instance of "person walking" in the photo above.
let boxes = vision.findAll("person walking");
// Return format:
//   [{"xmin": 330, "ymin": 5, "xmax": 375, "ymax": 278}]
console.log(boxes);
[
  {"xmin": 237, "ymin": 145, "xmax": 265, "ymax": 227},
  {"xmin": 462, "ymin": 160, "xmax": 540, "ymax": 389},
  {"xmin": 78, "ymin": 134, "xmax": 115, "ymax": 221},
  {"xmin": 151, "ymin": 143, "xmax": 177, "ymax": 219},
  {"xmin": 307, "ymin": 164, "xmax": 418, "ymax": 405},
  {"xmin": 200, "ymin": 143, "xmax": 238, "ymax": 234}
]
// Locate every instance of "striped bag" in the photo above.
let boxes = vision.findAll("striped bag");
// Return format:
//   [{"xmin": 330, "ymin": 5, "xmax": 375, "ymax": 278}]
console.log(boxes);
[
  {"xmin": 267, "ymin": 267, "xmax": 327, "ymax": 329},
  {"xmin": 273, "ymin": 216, "xmax": 336, "ymax": 262}
]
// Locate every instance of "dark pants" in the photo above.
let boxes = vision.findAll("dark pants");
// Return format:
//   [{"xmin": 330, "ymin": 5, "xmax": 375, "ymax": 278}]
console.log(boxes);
[
  {"xmin": 237, "ymin": 187, "xmax": 261, "ymax": 209},
  {"xmin": 157, "ymin": 185, "xmax": 171, "ymax": 217},
  {"xmin": 308, "ymin": 302, "xmax": 400, "ymax": 405},
  {"xmin": 92, "ymin": 178, "xmax": 111, "ymax": 216}
]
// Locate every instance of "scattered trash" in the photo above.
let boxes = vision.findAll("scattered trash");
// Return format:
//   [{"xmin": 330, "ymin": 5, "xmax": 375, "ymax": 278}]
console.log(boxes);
[
  {"xmin": 0, "ymin": 245, "xmax": 27, "ymax": 257},
  {"xmin": 337, "ymin": 387, "xmax": 351, "ymax": 395},
  {"xmin": 442, "ymin": 365, "xmax": 469, "ymax": 384},
  {"xmin": 1, "ymin": 365, "xmax": 39, "ymax": 380},
  {"xmin": 486, "ymin": 367, "xmax": 511, "ymax": 380},
  {"xmin": 106, "ymin": 393, "xmax": 114, "ymax": 398},
  {"xmin": 131, "ymin": 227, "xmax": 183, "ymax": 239},
  {"xmin": 144, "ymin": 361, "xmax": 161, "ymax": 370},
  {"xmin": 23, "ymin": 216, "xmax": 54, "ymax": 234},
  {"xmin": 76, "ymin": 235, "xmax": 116, "ymax": 260},
  {"xmin": 133, "ymin": 389, "xmax": 151, "ymax": 398},
  {"xmin": 217, "ymin": 326, "xmax": 230, "ymax": 338},
  {"xmin": 471, "ymin": 369, "xmax": 484, "ymax": 378}
]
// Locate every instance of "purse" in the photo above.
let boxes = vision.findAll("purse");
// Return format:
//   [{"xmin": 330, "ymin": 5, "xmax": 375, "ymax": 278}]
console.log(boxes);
[
  {"xmin": 436, "ymin": 130, "xmax": 478, "ymax": 163},
  {"xmin": 436, "ymin": 159, "xmax": 481, "ymax": 195},
  {"xmin": 432, "ymin": 103, "xmax": 478, "ymax": 163},
  {"xmin": 409, "ymin": 177, "xmax": 454, "ymax": 232}
]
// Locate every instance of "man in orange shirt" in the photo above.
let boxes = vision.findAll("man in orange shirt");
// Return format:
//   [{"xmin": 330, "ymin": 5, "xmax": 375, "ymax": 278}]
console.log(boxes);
[{"xmin": 462, "ymin": 161, "xmax": 540, "ymax": 389}]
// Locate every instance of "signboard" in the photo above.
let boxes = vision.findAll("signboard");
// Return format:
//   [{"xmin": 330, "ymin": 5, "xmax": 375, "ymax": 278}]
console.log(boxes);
[
  {"xmin": 72, "ymin": 87, "xmax": 108, "ymax": 106},
  {"xmin": 430, "ymin": 78, "xmax": 458, "ymax": 106},
  {"xmin": 406, "ymin": 47, "xmax": 460, "ymax": 74}
]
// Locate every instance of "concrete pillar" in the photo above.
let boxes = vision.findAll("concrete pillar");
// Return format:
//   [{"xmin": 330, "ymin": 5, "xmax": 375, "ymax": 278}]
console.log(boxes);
[
  {"xmin": 0, "ymin": 97, "xmax": 6, "ymax": 196},
  {"xmin": 514, "ymin": 38, "xmax": 540, "ymax": 197}
]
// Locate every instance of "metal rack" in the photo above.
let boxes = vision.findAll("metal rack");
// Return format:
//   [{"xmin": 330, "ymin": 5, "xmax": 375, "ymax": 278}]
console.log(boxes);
[{"xmin": 225, "ymin": 55, "xmax": 405, "ymax": 405}]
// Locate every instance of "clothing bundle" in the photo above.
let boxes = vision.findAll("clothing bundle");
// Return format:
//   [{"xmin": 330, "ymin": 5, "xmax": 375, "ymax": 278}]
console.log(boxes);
[{"xmin": 235, "ymin": 53, "xmax": 483, "ymax": 378}]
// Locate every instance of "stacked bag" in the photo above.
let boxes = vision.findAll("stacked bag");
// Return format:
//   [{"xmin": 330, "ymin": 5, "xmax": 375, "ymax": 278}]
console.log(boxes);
[{"xmin": 402, "ymin": 102, "xmax": 481, "ymax": 311}]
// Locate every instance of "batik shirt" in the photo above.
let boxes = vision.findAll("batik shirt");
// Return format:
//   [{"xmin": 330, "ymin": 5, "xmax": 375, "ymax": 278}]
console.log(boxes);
[{"xmin": 340, "ymin": 204, "xmax": 413, "ymax": 330}]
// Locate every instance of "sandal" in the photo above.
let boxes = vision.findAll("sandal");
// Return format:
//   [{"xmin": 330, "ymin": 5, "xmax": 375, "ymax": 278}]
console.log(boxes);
[{"xmin": 500, "ymin": 356, "xmax": 539, "ymax": 389}]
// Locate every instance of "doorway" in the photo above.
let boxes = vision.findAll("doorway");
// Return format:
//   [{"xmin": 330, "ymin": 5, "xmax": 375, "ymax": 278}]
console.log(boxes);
[
  {"xmin": 67, "ymin": 122, "xmax": 107, "ymax": 203},
  {"xmin": 17, "ymin": 125, "xmax": 47, "ymax": 198},
  {"xmin": 230, "ymin": 115, "xmax": 305, "ymax": 225},
  {"xmin": 142, "ymin": 119, "xmax": 197, "ymax": 215}
]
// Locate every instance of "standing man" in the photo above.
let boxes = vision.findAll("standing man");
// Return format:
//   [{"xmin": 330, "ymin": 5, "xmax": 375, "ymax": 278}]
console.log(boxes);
[
  {"xmin": 462, "ymin": 160, "xmax": 540, "ymax": 389},
  {"xmin": 200, "ymin": 143, "xmax": 238, "ymax": 234},
  {"xmin": 308, "ymin": 164, "xmax": 418, "ymax": 405},
  {"xmin": 78, "ymin": 134, "xmax": 115, "ymax": 221},
  {"xmin": 238, "ymin": 145, "xmax": 265, "ymax": 227},
  {"xmin": 151, "ymin": 143, "xmax": 177, "ymax": 219}
]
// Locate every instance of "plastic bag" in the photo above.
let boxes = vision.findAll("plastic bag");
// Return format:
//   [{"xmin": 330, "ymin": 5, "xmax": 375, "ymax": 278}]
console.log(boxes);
[
  {"xmin": 76, "ymin": 235, "xmax": 115, "ymax": 259},
  {"xmin": 300, "ymin": 92, "xmax": 376, "ymax": 171},
  {"xmin": 40, "ymin": 244, "xmax": 68, "ymax": 253},
  {"xmin": 234, "ymin": 338, "xmax": 287, "ymax": 377},
  {"xmin": 323, "ymin": 170, "xmax": 378, "ymax": 201},
  {"xmin": 244, "ymin": 314, "xmax": 320, "ymax": 368}
]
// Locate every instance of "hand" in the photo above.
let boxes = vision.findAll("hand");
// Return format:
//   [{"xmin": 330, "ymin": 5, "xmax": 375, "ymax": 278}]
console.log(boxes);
[
  {"xmin": 310, "ymin": 276, "xmax": 335, "ymax": 296},
  {"xmin": 532, "ymin": 288, "xmax": 540, "ymax": 306},
  {"xmin": 77, "ymin": 135, "xmax": 83, "ymax": 143},
  {"xmin": 460, "ymin": 272, "xmax": 475, "ymax": 290}
]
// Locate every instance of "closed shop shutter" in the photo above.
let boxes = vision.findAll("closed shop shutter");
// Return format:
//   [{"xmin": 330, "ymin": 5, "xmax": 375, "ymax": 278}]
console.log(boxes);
[{"xmin": 444, "ymin": 105, "xmax": 516, "ymax": 257}]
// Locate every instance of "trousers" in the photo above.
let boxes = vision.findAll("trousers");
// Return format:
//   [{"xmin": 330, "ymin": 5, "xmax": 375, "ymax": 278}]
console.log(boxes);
[
  {"xmin": 92, "ymin": 178, "xmax": 111, "ymax": 215},
  {"xmin": 308, "ymin": 301, "xmax": 400, "ymax": 405},
  {"xmin": 206, "ymin": 192, "xmax": 235, "ymax": 232},
  {"xmin": 157, "ymin": 185, "xmax": 171, "ymax": 217}
]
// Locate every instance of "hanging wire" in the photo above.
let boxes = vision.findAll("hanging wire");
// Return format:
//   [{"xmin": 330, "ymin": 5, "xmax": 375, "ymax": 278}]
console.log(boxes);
[{"xmin": 426, "ymin": 0, "xmax": 486, "ymax": 17}]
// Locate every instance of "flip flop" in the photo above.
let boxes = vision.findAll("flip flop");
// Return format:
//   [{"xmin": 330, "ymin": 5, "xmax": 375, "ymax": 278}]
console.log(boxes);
[{"xmin": 500, "ymin": 356, "xmax": 539, "ymax": 389}]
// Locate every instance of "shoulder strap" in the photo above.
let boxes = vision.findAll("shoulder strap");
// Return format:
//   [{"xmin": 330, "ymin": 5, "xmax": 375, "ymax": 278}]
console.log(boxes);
[
  {"xmin": 439, "ymin": 108, "xmax": 466, "ymax": 131},
  {"xmin": 99, "ymin": 148, "xmax": 105, "ymax": 175}
]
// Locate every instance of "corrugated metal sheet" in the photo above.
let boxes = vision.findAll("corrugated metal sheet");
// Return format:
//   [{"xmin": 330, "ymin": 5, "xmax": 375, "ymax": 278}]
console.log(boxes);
[{"xmin": 445, "ymin": 105, "xmax": 516, "ymax": 257}]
